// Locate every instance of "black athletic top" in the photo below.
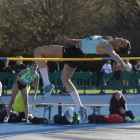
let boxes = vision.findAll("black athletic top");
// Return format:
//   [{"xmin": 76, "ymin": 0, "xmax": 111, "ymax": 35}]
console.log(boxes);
[{"xmin": 15, "ymin": 64, "xmax": 27, "ymax": 74}]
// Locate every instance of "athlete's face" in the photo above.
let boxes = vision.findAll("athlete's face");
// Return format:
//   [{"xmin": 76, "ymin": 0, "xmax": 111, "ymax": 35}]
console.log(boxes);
[
  {"xmin": 31, "ymin": 63, "xmax": 38, "ymax": 70},
  {"xmin": 114, "ymin": 37, "xmax": 128, "ymax": 51}
]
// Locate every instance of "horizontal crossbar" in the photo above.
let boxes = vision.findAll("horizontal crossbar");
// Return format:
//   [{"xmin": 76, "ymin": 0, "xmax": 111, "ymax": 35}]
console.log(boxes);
[{"xmin": 0, "ymin": 57, "xmax": 140, "ymax": 61}]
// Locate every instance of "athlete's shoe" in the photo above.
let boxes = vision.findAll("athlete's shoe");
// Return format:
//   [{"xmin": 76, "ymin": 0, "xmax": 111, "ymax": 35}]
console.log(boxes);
[
  {"xmin": 4, "ymin": 117, "xmax": 9, "ymax": 123},
  {"xmin": 78, "ymin": 106, "xmax": 88, "ymax": 123},
  {"xmin": 125, "ymin": 116, "xmax": 132, "ymax": 123},
  {"xmin": 42, "ymin": 84, "xmax": 54, "ymax": 99},
  {"xmin": 25, "ymin": 120, "xmax": 32, "ymax": 125},
  {"xmin": 133, "ymin": 117, "xmax": 140, "ymax": 123}
]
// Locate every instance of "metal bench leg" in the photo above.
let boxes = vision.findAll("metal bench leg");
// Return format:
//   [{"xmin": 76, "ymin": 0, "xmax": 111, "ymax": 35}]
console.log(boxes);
[
  {"xmin": 93, "ymin": 107, "xmax": 101, "ymax": 123},
  {"xmin": 38, "ymin": 107, "xmax": 39, "ymax": 117},
  {"xmin": 44, "ymin": 107, "xmax": 46, "ymax": 118},
  {"xmin": 49, "ymin": 106, "xmax": 51, "ymax": 120},
  {"xmin": 43, "ymin": 106, "xmax": 52, "ymax": 119},
  {"xmin": 93, "ymin": 107, "xmax": 96, "ymax": 123},
  {"xmin": 99, "ymin": 108, "xmax": 100, "ymax": 123},
  {"xmin": 32, "ymin": 106, "xmax": 33, "ymax": 115}
]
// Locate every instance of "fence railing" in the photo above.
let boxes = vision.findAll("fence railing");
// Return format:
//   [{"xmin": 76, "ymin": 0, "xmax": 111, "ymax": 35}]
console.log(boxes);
[{"xmin": 0, "ymin": 71, "xmax": 140, "ymax": 94}]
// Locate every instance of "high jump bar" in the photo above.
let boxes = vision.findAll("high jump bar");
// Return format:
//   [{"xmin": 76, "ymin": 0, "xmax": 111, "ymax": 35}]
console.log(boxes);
[{"xmin": 0, "ymin": 57, "xmax": 140, "ymax": 61}]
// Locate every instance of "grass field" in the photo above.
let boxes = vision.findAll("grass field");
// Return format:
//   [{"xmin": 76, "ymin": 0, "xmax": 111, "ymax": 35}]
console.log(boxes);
[{"xmin": 5, "ymin": 88, "xmax": 135, "ymax": 95}]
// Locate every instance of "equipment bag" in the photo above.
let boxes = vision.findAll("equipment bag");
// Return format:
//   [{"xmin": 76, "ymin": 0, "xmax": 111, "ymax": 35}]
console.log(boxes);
[
  {"xmin": 30, "ymin": 117, "xmax": 48, "ymax": 124},
  {"xmin": 104, "ymin": 114, "xmax": 125, "ymax": 124},
  {"xmin": 0, "ymin": 103, "xmax": 7, "ymax": 122}
]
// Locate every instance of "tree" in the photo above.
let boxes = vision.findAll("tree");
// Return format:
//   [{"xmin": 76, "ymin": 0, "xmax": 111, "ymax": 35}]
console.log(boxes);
[{"xmin": 0, "ymin": 0, "xmax": 116, "ymax": 52}]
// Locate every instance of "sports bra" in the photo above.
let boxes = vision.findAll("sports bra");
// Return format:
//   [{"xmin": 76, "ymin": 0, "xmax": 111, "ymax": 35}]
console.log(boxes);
[
  {"xmin": 81, "ymin": 35, "xmax": 112, "ymax": 54},
  {"xmin": 20, "ymin": 69, "xmax": 37, "ymax": 84}
]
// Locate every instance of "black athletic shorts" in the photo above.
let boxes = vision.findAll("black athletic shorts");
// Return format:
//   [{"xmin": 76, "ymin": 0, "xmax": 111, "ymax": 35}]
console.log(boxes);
[
  {"xmin": 18, "ymin": 81, "xmax": 27, "ymax": 90},
  {"xmin": 62, "ymin": 44, "xmax": 86, "ymax": 68}
]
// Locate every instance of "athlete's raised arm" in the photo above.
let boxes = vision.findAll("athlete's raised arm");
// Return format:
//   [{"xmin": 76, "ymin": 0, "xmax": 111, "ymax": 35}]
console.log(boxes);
[
  {"xmin": 32, "ymin": 73, "xmax": 39, "ymax": 101},
  {"xmin": 61, "ymin": 36, "xmax": 82, "ymax": 44},
  {"xmin": 104, "ymin": 46, "xmax": 125, "ymax": 72}
]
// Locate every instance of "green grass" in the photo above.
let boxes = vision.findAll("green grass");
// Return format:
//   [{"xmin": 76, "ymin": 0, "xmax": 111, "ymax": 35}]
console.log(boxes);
[{"xmin": 5, "ymin": 88, "xmax": 135, "ymax": 95}]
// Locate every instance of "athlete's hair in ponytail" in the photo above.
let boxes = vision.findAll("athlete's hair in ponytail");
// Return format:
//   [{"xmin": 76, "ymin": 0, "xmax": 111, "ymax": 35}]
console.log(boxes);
[{"xmin": 119, "ymin": 41, "xmax": 131, "ymax": 56}]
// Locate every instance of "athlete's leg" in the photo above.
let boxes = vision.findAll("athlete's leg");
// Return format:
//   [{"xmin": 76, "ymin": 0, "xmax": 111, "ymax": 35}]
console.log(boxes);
[
  {"xmin": 61, "ymin": 64, "xmax": 88, "ymax": 123},
  {"xmin": 7, "ymin": 84, "xmax": 19, "ymax": 116},
  {"xmin": 34, "ymin": 45, "xmax": 63, "ymax": 98},
  {"xmin": 20, "ymin": 87, "xmax": 29, "ymax": 122},
  {"xmin": 61, "ymin": 64, "xmax": 82, "ymax": 111},
  {"xmin": 4, "ymin": 83, "xmax": 19, "ymax": 122},
  {"xmin": 34, "ymin": 45, "xmax": 63, "ymax": 86}
]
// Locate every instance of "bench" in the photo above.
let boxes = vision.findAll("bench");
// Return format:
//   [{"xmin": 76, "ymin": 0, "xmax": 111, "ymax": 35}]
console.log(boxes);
[
  {"xmin": 0, "ymin": 102, "xmax": 108, "ymax": 123},
  {"xmin": 0, "ymin": 103, "xmax": 37, "ymax": 116},
  {"xmin": 33, "ymin": 103, "xmax": 108, "ymax": 123},
  {"xmin": 0, "ymin": 103, "xmax": 9, "ymax": 105}
]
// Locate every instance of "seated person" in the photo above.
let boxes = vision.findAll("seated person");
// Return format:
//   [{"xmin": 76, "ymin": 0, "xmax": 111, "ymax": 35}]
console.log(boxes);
[{"xmin": 109, "ymin": 91, "xmax": 140, "ymax": 122}]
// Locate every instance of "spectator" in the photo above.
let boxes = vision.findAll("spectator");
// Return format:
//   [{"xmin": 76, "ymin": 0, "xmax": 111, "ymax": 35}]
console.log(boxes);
[
  {"xmin": 113, "ymin": 61, "xmax": 121, "ymax": 80},
  {"xmin": 133, "ymin": 60, "xmax": 140, "ymax": 93},
  {"xmin": 113, "ymin": 61, "xmax": 121, "ymax": 72},
  {"xmin": 0, "ymin": 81, "xmax": 2, "ymax": 102},
  {"xmin": 124, "ymin": 60, "xmax": 133, "ymax": 74},
  {"xmin": 47, "ymin": 61, "xmax": 60, "ymax": 73},
  {"xmin": 123, "ymin": 60, "xmax": 133, "ymax": 93},
  {"xmin": 26, "ymin": 63, "xmax": 31, "ymax": 68},
  {"xmin": 109, "ymin": 91, "xmax": 140, "ymax": 123},
  {"xmin": 101, "ymin": 60, "xmax": 112, "ymax": 92},
  {"xmin": 101, "ymin": 60, "xmax": 112, "ymax": 74},
  {"xmin": 134, "ymin": 60, "xmax": 140, "ymax": 73},
  {"xmin": 113, "ymin": 61, "xmax": 121, "ymax": 89},
  {"xmin": 15, "ymin": 56, "xmax": 27, "ymax": 74},
  {"xmin": 47, "ymin": 61, "xmax": 61, "ymax": 94},
  {"xmin": 1, "ymin": 60, "xmax": 13, "ymax": 91},
  {"xmin": 2, "ymin": 60, "xmax": 13, "ymax": 73}
]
